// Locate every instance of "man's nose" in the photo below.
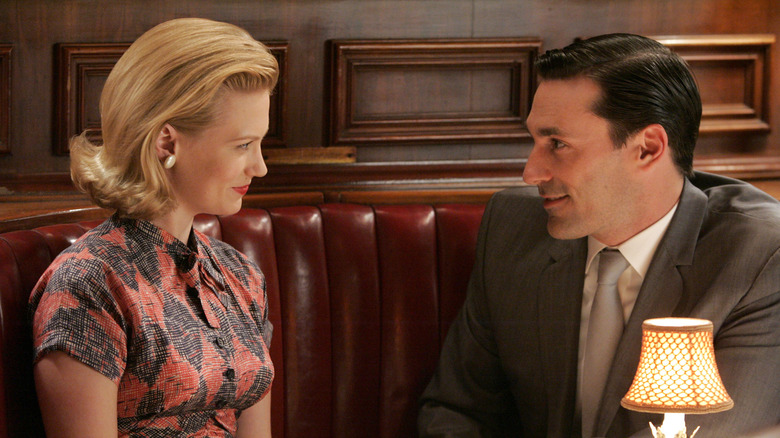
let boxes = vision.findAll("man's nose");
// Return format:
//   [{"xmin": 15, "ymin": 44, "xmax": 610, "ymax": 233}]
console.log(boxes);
[{"xmin": 522, "ymin": 145, "xmax": 551, "ymax": 186}]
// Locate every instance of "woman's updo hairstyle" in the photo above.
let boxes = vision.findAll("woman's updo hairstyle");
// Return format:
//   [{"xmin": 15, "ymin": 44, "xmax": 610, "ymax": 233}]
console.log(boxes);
[{"xmin": 70, "ymin": 18, "xmax": 279, "ymax": 219}]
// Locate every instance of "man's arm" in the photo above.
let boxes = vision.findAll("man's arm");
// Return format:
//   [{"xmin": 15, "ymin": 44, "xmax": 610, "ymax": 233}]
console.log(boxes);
[
  {"xmin": 691, "ymin": 250, "xmax": 780, "ymax": 436},
  {"xmin": 417, "ymin": 304, "xmax": 519, "ymax": 437},
  {"xmin": 418, "ymin": 199, "xmax": 520, "ymax": 438}
]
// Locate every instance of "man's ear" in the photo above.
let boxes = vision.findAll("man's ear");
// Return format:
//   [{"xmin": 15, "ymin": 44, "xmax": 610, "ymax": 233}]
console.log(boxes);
[
  {"xmin": 155, "ymin": 124, "xmax": 178, "ymax": 160},
  {"xmin": 636, "ymin": 124, "xmax": 669, "ymax": 167}
]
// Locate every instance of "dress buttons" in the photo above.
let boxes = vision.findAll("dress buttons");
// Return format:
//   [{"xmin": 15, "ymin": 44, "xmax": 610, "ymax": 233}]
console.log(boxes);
[
  {"xmin": 224, "ymin": 368, "xmax": 236, "ymax": 380},
  {"xmin": 214, "ymin": 336, "xmax": 225, "ymax": 349}
]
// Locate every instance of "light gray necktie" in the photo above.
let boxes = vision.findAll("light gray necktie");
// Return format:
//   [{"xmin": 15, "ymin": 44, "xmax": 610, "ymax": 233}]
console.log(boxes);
[{"xmin": 582, "ymin": 249, "xmax": 629, "ymax": 438}]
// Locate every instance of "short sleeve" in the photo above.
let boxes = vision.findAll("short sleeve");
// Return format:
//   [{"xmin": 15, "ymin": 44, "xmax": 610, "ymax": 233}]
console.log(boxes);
[
  {"xmin": 245, "ymin": 260, "xmax": 273, "ymax": 348},
  {"xmin": 260, "ymin": 281, "xmax": 273, "ymax": 347},
  {"xmin": 30, "ymin": 255, "xmax": 128, "ymax": 384}
]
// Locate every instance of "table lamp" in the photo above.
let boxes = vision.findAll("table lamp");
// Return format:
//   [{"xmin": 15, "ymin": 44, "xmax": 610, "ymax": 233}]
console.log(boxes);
[{"xmin": 621, "ymin": 317, "xmax": 733, "ymax": 438}]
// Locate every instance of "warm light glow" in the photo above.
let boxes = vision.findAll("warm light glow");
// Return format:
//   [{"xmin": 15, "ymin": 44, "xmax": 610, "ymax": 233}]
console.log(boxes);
[{"xmin": 621, "ymin": 317, "xmax": 734, "ymax": 414}]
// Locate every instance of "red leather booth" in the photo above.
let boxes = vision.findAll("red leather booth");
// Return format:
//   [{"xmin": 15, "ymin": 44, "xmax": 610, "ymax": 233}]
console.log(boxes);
[{"xmin": 0, "ymin": 202, "xmax": 485, "ymax": 437}]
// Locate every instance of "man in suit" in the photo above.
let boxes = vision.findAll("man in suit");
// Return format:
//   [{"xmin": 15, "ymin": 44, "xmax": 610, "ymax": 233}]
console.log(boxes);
[{"xmin": 418, "ymin": 33, "xmax": 780, "ymax": 438}]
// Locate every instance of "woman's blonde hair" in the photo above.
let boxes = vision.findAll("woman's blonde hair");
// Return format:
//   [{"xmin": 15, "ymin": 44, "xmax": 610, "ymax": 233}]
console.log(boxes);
[{"xmin": 70, "ymin": 18, "xmax": 279, "ymax": 219}]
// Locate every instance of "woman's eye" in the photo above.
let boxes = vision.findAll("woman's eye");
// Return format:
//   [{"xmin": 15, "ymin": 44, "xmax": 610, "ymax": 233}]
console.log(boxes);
[{"xmin": 238, "ymin": 142, "xmax": 251, "ymax": 150}]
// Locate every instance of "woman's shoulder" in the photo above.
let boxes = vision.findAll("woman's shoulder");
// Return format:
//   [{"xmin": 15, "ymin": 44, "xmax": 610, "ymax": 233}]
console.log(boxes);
[
  {"xmin": 57, "ymin": 219, "xmax": 137, "ymax": 264},
  {"xmin": 36, "ymin": 218, "xmax": 150, "ymax": 300}
]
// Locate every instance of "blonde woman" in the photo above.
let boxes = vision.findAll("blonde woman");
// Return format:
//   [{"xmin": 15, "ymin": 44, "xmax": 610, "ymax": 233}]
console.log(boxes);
[{"xmin": 29, "ymin": 18, "xmax": 277, "ymax": 437}]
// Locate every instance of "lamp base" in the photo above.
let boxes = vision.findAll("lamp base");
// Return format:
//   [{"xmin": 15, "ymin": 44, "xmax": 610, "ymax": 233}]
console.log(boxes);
[{"xmin": 648, "ymin": 413, "xmax": 700, "ymax": 438}]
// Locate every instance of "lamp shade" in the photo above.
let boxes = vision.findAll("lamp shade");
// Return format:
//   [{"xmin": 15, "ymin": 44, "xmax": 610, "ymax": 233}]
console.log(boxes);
[{"xmin": 621, "ymin": 317, "xmax": 733, "ymax": 414}]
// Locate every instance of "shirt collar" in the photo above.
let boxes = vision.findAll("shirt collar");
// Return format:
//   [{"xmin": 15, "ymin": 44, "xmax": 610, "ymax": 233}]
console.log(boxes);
[
  {"xmin": 112, "ymin": 213, "xmax": 203, "ymax": 272},
  {"xmin": 586, "ymin": 201, "xmax": 679, "ymax": 278}
]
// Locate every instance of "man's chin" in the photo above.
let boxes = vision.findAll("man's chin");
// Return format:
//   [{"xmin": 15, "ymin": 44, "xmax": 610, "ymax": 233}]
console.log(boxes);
[{"xmin": 546, "ymin": 219, "xmax": 586, "ymax": 241}]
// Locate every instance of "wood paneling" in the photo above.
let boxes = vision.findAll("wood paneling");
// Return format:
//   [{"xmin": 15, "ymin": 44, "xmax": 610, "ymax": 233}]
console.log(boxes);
[
  {"xmin": 0, "ymin": 0, "xmax": 778, "ymax": 198},
  {"xmin": 54, "ymin": 43, "xmax": 127, "ymax": 155},
  {"xmin": 656, "ymin": 34, "xmax": 774, "ymax": 134},
  {"xmin": 263, "ymin": 42, "xmax": 289, "ymax": 149},
  {"xmin": 0, "ymin": 44, "xmax": 10, "ymax": 155},
  {"xmin": 53, "ymin": 41, "xmax": 289, "ymax": 155},
  {"xmin": 327, "ymin": 38, "xmax": 541, "ymax": 146},
  {"xmin": 263, "ymin": 146, "xmax": 356, "ymax": 165}
]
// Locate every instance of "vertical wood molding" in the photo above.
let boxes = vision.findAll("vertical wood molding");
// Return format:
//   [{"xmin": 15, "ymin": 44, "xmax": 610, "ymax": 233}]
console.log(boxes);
[
  {"xmin": 0, "ymin": 44, "xmax": 11, "ymax": 155},
  {"xmin": 326, "ymin": 38, "xmax": 542, "ymax": 146},
  {"xmin": 655, "ymin": 34, "xmax": 775, "ymax": 134},
  {"xmin": 53, "ymin": 43, "xmax": 128, "ymax": 155},
  {"xmin": 262, "ymin": 41, "xmax": 289, "ymax": 149},
  {"xmin": 53, "ymin": 41, "xmax": 289, "ymax": 155}
]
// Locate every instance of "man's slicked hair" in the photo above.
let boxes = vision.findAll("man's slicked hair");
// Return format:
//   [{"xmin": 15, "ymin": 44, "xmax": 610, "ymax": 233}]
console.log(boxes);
[{"xmin": 535, "ymin": 34, "xmax": 701, "ymax": 177}]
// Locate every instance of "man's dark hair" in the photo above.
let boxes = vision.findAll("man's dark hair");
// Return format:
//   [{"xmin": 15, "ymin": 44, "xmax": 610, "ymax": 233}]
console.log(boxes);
[{"xmin": 535, "ymin": 33, "xmax": 701, "ymax": 177}]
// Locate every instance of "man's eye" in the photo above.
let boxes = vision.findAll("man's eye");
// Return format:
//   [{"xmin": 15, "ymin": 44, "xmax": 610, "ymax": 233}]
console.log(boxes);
[{"xmin": 551, "ymin": 139, "xmax": 566, "ymax": 150}]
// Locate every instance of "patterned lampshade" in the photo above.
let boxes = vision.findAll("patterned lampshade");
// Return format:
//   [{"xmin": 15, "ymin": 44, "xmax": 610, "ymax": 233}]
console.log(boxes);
[{"xmin": 621, "ymin": 317, "xmax": 734, "ymax": 414}]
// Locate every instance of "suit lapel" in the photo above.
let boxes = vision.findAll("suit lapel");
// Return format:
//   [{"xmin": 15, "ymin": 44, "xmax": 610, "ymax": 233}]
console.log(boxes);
[
  {"xmin": 598, "ymin": 178, "xmax": 708, "ymax": 436},
  {"xmin": 538, "ymin": 238, "xmax": 587, "ymax": 436}
]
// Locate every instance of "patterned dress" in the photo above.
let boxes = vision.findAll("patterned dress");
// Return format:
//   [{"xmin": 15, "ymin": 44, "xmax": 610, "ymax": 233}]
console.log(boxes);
[{"xmin": 30, "ymin": 214, "xmax": 274, "ymax": 437}]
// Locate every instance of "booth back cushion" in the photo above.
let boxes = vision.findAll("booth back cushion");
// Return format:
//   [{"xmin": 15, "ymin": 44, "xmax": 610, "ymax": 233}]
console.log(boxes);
[{"xmin": 0, "ymin": 203, "xmax": 485, "ymax": 438}]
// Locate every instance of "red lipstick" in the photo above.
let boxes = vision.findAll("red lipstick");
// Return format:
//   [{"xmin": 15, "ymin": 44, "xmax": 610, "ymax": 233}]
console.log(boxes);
[{"xmin": 232, "ymin": 185, "xmax": 249, "ymax": 195}]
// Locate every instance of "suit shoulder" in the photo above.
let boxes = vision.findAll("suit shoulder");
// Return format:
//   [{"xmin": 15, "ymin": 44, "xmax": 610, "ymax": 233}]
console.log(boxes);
[
  {"xmin": 699, "ymin": 182, "xmax": 780, "ymax": 250},
  {"xmin": 490, "ymin": 186, "xmax": 541, "ymax": 204},
  {"xmin": 693, "ymin": 171, "xmax": 780, "ymax": 222},
  {"xmin": 704, "ymin": 183, "xmax": 780, "ymax": 224},
  {"xmin": 482, "ymin": 186, "xmax": 549, "ymax": 236}
]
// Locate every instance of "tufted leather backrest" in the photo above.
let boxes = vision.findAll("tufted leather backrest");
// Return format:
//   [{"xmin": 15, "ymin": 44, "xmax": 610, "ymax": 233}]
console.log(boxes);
[{"xmin": 0, "ymin": 203, "xmax": 485, "ymax": 438}]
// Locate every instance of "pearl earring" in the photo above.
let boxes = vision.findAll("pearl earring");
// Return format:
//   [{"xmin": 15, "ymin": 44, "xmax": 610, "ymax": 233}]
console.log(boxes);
[{"xmin": 163, "ymin": 155, "xmax": 176, "ymax": 169}]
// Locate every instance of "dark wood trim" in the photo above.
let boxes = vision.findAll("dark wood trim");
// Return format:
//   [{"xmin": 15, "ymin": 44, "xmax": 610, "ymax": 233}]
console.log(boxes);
[
  {"xmin": 326, "ymin": 38, "xmax": 542, "ymax": 146},
  {"xmin": 330, "ymin": 188, "xmax": 500, "ymax": 204},
  {"xmin": 0, "ymin": 44, "xmax": 11, "ymax": 155},
  {"xmin": 5, "ymin": 156, "xmax": 780, "ymax": 233},
  {"xmin": 0, "ymin": 172, "xmax": 78, "ymax": 193},
  {"xmin": 262, "ymin": 41, "xmax": 289, "ymax": 148},
  {"xmin": 693, "ymin": 154, "xmax": 780, "ymax": 179},
  {"xmin": 4, "ymin": 154, "xmax": 780, "ymax": 196},
  {"xmin": 263, "ymin": 146, "xmax": 356, "ymax": 164},
  {"xmin": 254, "ymin": 160, "xmax": 526, "ymax": 192}
]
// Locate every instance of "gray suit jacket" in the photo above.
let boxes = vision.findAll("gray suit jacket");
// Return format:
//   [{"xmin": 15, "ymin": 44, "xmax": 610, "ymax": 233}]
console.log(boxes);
[{"xmin": 419, "ymin": 172, "xmax": 780, "ymax": 438}]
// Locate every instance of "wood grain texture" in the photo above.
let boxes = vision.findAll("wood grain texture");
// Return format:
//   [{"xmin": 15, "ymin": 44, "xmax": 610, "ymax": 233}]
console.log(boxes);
[{"xmin": 0, "ymin": 0, "xmax": 777, "ymax": 197}]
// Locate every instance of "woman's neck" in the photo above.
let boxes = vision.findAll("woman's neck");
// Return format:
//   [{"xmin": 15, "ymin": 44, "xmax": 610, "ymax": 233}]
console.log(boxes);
[{"xmin": 150, "ymin": 208, "xmax": 195, "ymax": 244}]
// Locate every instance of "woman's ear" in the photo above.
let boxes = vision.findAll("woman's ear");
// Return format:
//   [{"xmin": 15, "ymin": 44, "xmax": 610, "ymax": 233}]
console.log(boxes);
[
  {"xmin": 155, "ymin": 124, "xmax": 178, "ymax": 160},
  {"xmin": 637, "ymin": 124, "xmax": 669, "ymax": 167}
]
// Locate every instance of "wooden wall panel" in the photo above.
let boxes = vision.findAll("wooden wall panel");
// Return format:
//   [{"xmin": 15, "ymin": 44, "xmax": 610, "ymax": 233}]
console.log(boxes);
[
  {"xmin": 0, "ymin": 45, "xmax": 10, "ymax": 155},
  {"xmin": 54, "ymin": 43, "xmax": 126, "ymax": 155},
  {"xmin": 264, "ymin": 42, "xmax": 288, "ymax": 149},
  {"xmin": 327, "ymin": 39, "xmax": 541, "ymax": 146},
  {"xmin": 656, "ymin": 34, "xmax": 774, "ymax": 134},
  {"xmin": 0, "ymin": 0, "xmax": 778, "ymax": 197},
  {"xmin": 53, "ymin": 41, "xmax": 289, "ymax": 155}
]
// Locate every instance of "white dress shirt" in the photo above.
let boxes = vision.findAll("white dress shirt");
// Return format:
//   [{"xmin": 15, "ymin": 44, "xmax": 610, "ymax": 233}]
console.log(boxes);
[{"xmin": 575, "ymin": 202, "xmax": 679, "ymax": 424}]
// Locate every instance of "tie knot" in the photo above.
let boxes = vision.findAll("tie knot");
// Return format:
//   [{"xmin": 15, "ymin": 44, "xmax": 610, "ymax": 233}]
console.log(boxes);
[{"xmin": 598, "ymin": 249, "xmax": 629, "ymax": 286}]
